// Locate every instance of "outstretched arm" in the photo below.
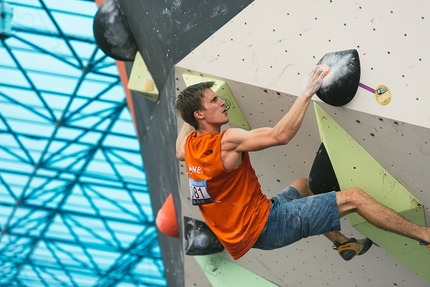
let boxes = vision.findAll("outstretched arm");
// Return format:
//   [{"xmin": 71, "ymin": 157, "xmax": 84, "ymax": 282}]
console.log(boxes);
[
  {"xmin": 222, "ymin": 65, "xmax": 327, "ymax": 153},
  {"xmin": 176, "ymin": 122, "xmax": 194, "ymax": 161}
]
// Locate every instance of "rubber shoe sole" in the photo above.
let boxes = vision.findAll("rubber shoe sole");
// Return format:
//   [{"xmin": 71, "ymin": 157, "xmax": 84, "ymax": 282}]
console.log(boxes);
[{"xmin": 335, "ymin": 238, "xmax": 373, "ymax": 261}]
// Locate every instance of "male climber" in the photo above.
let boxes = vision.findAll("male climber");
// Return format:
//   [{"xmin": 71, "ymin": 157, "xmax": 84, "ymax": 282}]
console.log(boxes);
[{"xmin": 174, "ymin": 65, "xmax": 430, "ymax": 261}]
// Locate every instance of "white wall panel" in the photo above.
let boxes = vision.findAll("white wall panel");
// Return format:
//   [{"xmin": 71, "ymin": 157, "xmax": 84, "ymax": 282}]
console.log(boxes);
[
  {"xmin": 175, "ymin": 0, "xmax": 430, "ymax": 285},
  {"xmin": 178, "ymin": 0, "xmax": 430, "ymax": 129}
]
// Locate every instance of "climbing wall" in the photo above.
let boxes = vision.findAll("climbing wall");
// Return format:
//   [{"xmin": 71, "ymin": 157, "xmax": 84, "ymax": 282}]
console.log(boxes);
[
  {"xmin": 116, "ymin": 0, "xmax": 254, "ymax": 286},
  {"xmin": 175, "ymin": 0, "xmax": 430, "ymax": 286}
]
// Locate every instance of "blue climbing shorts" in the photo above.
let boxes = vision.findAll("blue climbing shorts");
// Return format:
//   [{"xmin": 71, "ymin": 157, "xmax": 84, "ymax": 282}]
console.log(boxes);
[{"xmin": 253, "ymin": 186, "xmax": 341, "ymax": 250}]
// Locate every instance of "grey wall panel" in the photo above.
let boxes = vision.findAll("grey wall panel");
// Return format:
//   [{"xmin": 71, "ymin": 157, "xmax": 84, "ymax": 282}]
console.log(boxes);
[
  {"xmin": 130, "ymin": 70, "xmax": 184, "ymax": 287},
  {"xmin": 118, "ymin": 0, "xmax": 174, "ymax": 92}
]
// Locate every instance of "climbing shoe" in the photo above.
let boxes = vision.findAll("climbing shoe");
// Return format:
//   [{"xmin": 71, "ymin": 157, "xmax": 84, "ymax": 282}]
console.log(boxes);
[
  {"xmin": 333, "ymin": 238, "xmax": 373, "ymax": 261},
  {"xmin": 419, "ymin": 241, "xmax": 430, "ymax": 250}
]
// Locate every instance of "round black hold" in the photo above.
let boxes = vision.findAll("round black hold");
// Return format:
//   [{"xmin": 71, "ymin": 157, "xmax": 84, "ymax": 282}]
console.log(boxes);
[
  {"xmin": 184, "ymin": 216, "xmax": 224, "ymax": 256},
  {"xmin": 316, "ymin": 49, "xmax": 361, "ymax": 107},
  {"xmin": 93, "ymin": 0, "xmax": 137, "ymax": 61}
]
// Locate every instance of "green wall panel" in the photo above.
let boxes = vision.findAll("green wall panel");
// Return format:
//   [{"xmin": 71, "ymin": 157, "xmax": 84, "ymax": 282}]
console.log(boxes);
[
  {"xmin": 314, "ymin": 103, "xmax": 429, "ymax": 282},
  {"xmin": 194, "ymin": 255, "xmax": 277, "ymax": 287}
]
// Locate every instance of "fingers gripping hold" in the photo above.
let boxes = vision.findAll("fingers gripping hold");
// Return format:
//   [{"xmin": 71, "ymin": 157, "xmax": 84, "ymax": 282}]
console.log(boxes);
[{"xmin": 302, "ymin": 65, "xmax": 329, "ymax": 97}]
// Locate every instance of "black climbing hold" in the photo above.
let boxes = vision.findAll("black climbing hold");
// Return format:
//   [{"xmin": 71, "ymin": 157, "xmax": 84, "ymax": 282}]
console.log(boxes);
[
  {"xmin": 184, "ymin": 216, "xmax": 224, "ymax": 256},
  {"xmin": 309, "ymin": 142, "xmax": 341, "ymax": 194},
  {"xmin": 93, "ymin": 0, "xmax": 137, "ymax": 61},
  {"xmin": 316, "ymin": 49, "xmax": 360, "ymax": 106}
]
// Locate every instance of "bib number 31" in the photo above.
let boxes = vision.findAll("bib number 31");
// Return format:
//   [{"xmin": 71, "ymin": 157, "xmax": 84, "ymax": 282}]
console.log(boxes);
[{"xmin": 189, "ymin": 178, "xmax": 215, "ymax": 205}]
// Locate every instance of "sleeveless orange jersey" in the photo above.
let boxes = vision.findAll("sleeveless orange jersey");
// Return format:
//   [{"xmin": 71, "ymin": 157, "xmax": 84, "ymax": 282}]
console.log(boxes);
[{"xmin": 184, "ymin": 129, "xmax": 271, "ymax": 259}]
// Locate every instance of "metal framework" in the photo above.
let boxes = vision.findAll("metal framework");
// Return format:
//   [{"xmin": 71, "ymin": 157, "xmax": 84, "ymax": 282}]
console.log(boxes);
[{"xmin": 0, "ymin": 0, "xmax": 166, "ymax": 286}]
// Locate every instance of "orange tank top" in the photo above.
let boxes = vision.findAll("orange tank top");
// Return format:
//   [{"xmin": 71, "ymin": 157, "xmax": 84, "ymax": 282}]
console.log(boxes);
[{"xmin": 184, "ymin": 129, "xmax": 271, "ymax": 259}]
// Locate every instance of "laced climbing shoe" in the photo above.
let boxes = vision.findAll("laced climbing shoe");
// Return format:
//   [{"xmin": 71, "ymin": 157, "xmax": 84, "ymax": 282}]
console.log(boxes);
[
  {"xmin": 419, "ymin": 241, "xmax": 430, "ymax": 251},
  {"xmin": 333, "ymin": 238, "xmax": 373, "ymax": 261}
]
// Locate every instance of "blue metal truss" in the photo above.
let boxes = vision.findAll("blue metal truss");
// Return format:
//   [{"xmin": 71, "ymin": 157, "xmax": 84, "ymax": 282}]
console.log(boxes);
[{"xmin": 0, "ymin": 0, "xmax": 166, "ymax": 286}]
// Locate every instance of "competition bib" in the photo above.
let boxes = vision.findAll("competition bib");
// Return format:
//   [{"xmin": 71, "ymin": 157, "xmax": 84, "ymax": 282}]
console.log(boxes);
[{"xmin": 188, "ymin": 178, "xmax": 215, "ymax": 205}]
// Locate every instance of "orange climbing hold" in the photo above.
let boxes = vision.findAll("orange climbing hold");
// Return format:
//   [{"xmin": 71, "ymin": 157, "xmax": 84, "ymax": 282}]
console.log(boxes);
[
  {"xmin": 320, "ymin": 63, "xmax": 331, "ymax": 78},
  {"xmin": 156, "ymin": 194, "xmax": 179, "ymax": 238}
]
